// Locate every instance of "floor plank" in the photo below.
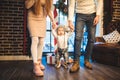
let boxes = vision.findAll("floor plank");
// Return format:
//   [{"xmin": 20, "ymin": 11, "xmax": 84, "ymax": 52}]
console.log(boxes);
[{"xmin": 0, "ymin": 56, "xmax": 120, "ymax": 80}]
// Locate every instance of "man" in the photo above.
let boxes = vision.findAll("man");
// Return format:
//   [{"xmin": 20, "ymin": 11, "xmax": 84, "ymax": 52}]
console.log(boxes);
[{"xmin": 68, "ymin": 0, "xmax": 103, "ymax": 72}]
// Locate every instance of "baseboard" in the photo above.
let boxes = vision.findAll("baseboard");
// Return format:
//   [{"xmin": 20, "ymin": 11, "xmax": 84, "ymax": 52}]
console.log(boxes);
[{"xmin": 0, "ymin": 56, "xmax": 32, "ymax": 61}]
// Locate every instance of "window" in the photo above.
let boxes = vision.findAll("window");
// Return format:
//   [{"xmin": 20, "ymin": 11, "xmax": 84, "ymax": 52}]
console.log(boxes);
[
  {"xmin": 43, "ymin": 0, "xmax": 75, "ymax": 53},
  {"xmin": 43, "ymin": 10, "xmax": 75, "ymax": 53}
]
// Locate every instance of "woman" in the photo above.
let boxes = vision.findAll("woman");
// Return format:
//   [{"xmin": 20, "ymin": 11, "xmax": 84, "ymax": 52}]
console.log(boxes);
[{"xmin": 25, "ymin": 0, "xmax": 56, "ymax": 76}]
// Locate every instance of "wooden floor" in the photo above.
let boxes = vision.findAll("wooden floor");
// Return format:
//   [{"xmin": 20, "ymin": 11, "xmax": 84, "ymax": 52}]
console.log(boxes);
[{"xmin": 0, "ymin": 56, "xmax": 120, "ymax": 80}]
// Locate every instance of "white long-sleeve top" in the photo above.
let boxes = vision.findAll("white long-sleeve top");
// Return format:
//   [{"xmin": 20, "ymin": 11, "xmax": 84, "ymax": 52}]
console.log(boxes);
[
  {"xmin": 52, "ymin": 29, "xmax": 73, "ymax": 49},
  {"xmin": 68, "ymin": 0, "xmax": 103, "ymax": 21}
]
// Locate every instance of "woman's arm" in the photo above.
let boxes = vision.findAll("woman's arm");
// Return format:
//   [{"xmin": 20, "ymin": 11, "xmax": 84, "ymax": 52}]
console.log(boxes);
[
  {"xmin": 48, "ymin": 10, "xmax": 57, "ymax": 30},
  {"xmin": 52, "ymin": 28, "xmax": 57, "ymax": 38},
  {"xmin": 48, "ymin": 10, "xmax": 55, "ymax": 23},
  {"xmin": 25, "ymin": 0, "xmax": 35, "ymax": 9}
]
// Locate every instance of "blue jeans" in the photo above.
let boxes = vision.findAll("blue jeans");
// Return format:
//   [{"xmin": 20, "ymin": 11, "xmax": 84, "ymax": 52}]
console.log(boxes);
[{"xmin": 74, "ymin": 13, "xmax": 96, "ymax": 61}]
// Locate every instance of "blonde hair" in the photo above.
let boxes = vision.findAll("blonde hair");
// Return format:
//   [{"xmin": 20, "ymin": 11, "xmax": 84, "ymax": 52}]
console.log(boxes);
[
  {"xmin": 32, "ymin": 0, "xmax": 53, "ymax": 15},
  {"xmin": 56, "ymin": 25, "xmax": 66, "ymax": 34}
]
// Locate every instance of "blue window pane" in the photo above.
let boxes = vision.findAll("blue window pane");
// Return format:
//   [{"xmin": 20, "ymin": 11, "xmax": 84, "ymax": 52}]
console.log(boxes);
[
  {"xmin": 50, "ymin": 33, "xmax": 55, "ymax": 52},
  {"xmin": 43, "ymin": 31, "xmax": 55, "ymax": 52},
  {"xmin": 43, "ymin": 32, "xmax": 51, "ymax": 52},
  {"xmin": 46, "ymin": 17, "xmax": 51, "ymax": 30},
  {"xmin": 68, "ymin": 32, "xmax": 75, "ymax": 52}
]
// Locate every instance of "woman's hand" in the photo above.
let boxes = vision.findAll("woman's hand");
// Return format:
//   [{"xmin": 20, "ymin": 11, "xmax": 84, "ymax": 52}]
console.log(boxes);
[{"xmin": 52, "ymin": 21, "xmax": 57, "ymax": 29}]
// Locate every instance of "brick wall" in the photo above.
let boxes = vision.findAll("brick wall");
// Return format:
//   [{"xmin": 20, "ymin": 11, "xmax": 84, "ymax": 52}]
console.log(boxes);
[
  {"xmin": 112, "ymin": 0, "xmax": 120, "ymax": 21},
  {"xmin": 0, "ymin": 0, "xmax": 26, "ymax": 55}
]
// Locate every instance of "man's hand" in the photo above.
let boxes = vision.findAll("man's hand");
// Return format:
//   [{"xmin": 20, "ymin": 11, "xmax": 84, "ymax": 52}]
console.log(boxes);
[
  {"xmin": 68, "ymin": 20, "xmax": 74, "ymax": 31},
  {"xmin": 93, "ymin": 15, "xmax": 99, "ymax": 26}
]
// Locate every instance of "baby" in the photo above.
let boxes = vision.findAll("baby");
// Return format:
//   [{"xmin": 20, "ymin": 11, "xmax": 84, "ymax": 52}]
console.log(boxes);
[{"xmin": 52, "ymin": 25, "xmax": 73, "ymax": 68}]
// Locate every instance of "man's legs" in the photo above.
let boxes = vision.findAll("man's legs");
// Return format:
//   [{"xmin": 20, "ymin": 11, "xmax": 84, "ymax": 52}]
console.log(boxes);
[
  {"xmin": 70, "ymin": 13, "xmax": 85, "ymax": 72},
  {"xmin": 84, "ymin": 13, "xmax": 96, "ymax": 69}
]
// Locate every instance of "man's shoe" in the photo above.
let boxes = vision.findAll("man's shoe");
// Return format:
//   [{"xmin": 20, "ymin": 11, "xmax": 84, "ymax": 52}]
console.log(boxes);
[
  {"xmin": 84, "ymin": 61, "xmax": 92, "ymax": 70},
  {"xmin": 69, "ymin": 61, "xmax": 80, "ymax": 73}
]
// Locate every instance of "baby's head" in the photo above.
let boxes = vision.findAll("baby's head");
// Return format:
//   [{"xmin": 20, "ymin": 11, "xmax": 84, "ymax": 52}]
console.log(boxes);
[{"xmin": 56, "ymin": 25, "xmax": 66, "ymax": 36}]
